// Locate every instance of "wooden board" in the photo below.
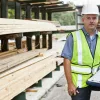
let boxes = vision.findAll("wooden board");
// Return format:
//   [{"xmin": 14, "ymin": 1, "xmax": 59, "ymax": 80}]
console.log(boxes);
[
  {"xmin": 0, "ymin": 49, "xmax": 57, "ymax": 78},
  {"xmin": 0, "ymin": 41, "xmax": 63, "ymax": 100},
  {"xmin": 0, "ymin": 49, "xmax": 24, "ymax": 59},
  {"xmin": 0, "ymin": 55, "xmax": 56, "ymax": 100},
  {"xmin": 0, "ymin": 49, "xmax": 47, "ymax": 73},
  {"xmin": 0, "ymin": 18, "xmax": 57, "ymax": 35}
]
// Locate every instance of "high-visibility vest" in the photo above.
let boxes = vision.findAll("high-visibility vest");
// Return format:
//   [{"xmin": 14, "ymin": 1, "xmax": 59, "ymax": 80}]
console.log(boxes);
[{"xmin": 71, "ymin": 29, "xmax": 100, "ymax": 88}]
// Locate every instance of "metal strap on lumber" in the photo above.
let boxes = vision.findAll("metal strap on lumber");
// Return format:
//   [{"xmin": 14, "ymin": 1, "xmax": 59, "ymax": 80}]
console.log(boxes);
[{"xmin": 0, "ymin": 18, "xmax": 57, "ymax": 35}]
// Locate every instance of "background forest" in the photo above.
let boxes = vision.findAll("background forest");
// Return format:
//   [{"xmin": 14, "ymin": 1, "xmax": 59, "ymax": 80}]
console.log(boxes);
[{"xmin": 8, "ymin": 9, "xmax": 75, "ymax": 25}]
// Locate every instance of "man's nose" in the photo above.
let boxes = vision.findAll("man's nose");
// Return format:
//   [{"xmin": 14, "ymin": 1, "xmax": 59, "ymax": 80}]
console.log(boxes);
[{"xmin": 90, "ymin": 18, "xmax": 94, "ymax": 22}]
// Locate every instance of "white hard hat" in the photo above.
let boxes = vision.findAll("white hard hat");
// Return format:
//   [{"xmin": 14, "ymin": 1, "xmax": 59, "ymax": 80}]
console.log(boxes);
[{"xmin": 81, "ymin": 4, "xmax": 99, "ymax": 15}]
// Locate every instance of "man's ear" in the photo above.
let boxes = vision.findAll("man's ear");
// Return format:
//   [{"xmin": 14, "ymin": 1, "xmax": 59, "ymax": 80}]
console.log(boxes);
[{"xmin": 82, "ymin": 17, "xmax": 84, "ymax": 22}]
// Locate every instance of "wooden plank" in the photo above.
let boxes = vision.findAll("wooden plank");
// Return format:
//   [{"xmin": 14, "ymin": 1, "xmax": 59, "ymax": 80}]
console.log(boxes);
[
  {"xmin": 0, "ymin": 56, "xmax": 54, "ymax": 90},
  {"xmin": 0, "ymin": 56, "xmax": 55, "ymax": 89},
  {"xmin": 0, "ymin": 50, "xmax": 57, "ymax": 79},
  {"xmin": 0, "ymin": 56, "xmax": 56, "ymax": 100},
  {"xmin": 0, "ymin": 18, "xmax": 57, "ymax": 35},
  {"xmin": 0, "ymin": 52, "xmax": 17, "ymax": 59},
  {"xmin": 0, "ymin": 49, "xmax": 47, "ymax": 73},
  {"xmin": 0, "ymin": 49, "xmax": 17, "ymax": 56},
  {"xmin": 0, "ymin": 49, "xmax": 24, "ymax": 59},
  {"xmin": 10, "ymin": 61, "xmax": 56, "ymax": 100},
  {"xmin": 0, "ymin": 49, "xmax": 57, "ymax": 79}
]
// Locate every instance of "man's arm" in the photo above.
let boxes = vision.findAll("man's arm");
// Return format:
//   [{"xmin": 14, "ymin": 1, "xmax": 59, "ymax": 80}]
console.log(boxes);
[{"xmin": 64, "ymin": 58, "xmax": 79, "ymax": 96}]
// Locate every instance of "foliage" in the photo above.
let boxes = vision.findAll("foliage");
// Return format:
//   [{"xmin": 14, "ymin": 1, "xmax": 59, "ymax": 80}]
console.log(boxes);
[
  {"xmin": 8, "ymin": 9, "xmax": 76, "ymax": 25},
  {"xmin": 8, "ymin": 9, "xmax": 15, "ymax": 18},
  {"xmin": 52, "ymin": 12, "xmax": 75, "ymax": 25},
  {"xmin": 8, "ymin": 9, "xmax": 35, "ymax": 19}
]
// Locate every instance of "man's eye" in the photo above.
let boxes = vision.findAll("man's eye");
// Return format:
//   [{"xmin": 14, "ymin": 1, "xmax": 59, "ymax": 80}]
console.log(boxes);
[
  {"xmin": 87, "ymin": 17, "xmax": 90, "ymax": 20},
  {"xmin": 92, "ymin": 17, "xmax": 96, "ymax": 20}
]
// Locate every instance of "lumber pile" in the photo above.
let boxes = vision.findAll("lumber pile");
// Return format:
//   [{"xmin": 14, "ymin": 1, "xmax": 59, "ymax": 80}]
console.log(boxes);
[
  {"xmin": 0, "ymin": 17, "xmax": 65, "ymax": 100},
  {"xmin": 0, "ymin": 18, "xmax": 57, "ymax": 35},
  {"xmin": 0, "ymin": 49, "xmax": 47, "ymax": 73},
  {"xmin": 0, "ymin": 50, "xmax": 57, "ymax": 100}
]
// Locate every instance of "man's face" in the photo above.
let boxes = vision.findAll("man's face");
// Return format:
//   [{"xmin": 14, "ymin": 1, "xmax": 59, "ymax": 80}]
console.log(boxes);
[{"xmin": 82, "ymin": 14, "xmax": 98, "ymax": 30}]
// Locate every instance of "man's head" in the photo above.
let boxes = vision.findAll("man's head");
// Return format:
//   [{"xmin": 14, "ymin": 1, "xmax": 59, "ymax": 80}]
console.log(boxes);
[{"xmin": 81, "ymin": 4, "xmax": 99, "ymax": 31}]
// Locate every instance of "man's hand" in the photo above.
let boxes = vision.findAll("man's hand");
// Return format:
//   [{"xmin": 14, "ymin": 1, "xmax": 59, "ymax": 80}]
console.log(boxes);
[{"xmin": 68, "ymin": 83, "xmax": 79, "ymax": 96}]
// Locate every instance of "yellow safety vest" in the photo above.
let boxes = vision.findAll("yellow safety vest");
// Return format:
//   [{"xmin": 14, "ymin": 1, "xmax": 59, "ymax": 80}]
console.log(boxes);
[{"xmin": 71, "ymin": 29, "xmax": 100, "ymax": 88}]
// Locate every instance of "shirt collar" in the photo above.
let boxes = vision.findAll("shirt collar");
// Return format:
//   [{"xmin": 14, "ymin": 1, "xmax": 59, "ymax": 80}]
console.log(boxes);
[{"xmin": 82, "ymin": 27, "xmax": 98, "ymax": 37}]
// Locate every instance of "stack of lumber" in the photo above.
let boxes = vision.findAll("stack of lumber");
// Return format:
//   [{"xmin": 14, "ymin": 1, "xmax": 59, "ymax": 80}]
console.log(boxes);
[
  {"xmin": 0, "ymin": 18, "xmax": 57, "ymax": 35},
  {"xmin": 0, "ymin": 49, "xmax": 58, "ymax": 100},
  {"xmin": 0, "ymin": 49, "xmax": 47, "ymax": 73}
]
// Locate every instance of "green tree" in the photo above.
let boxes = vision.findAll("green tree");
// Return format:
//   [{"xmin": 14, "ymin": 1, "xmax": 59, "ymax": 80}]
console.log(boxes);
[
  {"xmin": 52, "ymin": 12, "xmax": 75, "ymax": 25},
  {"xmin": 8, "ymin": 9, "xmax": 15, "ymax": 18}
]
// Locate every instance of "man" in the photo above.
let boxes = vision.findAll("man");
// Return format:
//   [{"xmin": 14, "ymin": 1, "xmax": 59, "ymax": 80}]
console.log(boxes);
[{"xmin": 61, "ymin": 4, "xmax": 100, "ymax": 100}]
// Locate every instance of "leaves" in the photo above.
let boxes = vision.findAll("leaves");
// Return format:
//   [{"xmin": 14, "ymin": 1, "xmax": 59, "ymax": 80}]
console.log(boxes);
[
  {"xmin": 8, "ymin": 8, "xmax": 75, "ymax": 26},
  {"xmin": 52, "ymin": 12, "xmax": 75, "ymax": 25}
]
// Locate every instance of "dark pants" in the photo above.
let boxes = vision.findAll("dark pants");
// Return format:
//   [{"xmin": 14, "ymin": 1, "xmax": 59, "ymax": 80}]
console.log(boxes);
[{"xmin": 71, "ymin": 86, "xmax": 100, "ymax": 100}]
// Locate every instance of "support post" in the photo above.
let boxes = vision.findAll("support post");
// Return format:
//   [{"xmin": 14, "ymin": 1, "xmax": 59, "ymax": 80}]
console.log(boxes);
[
  {"xmin": 44, "ymin": 72, "xmax": 52, "ymax": 78},
  {"xmin": 33, "ymin": 80, "xmax": 42, "ymax": 87},
  {"xmin": 48, "ymin": 33, "xmax": 52, "ymax": 49},
  {"xmin": 12, "ymin": 92, "xmax": 26, "ymax": 100},
  {"xmin": 47, "ymin": 12, "xmax": 52, "ymax": 49},
  {"xmin": 1, "ymin": 0, "xmax": 8, "ymax": 18},
  {"xmin": 1, "ymin": 0, "xmax": 8, "ymax": 52},
  {"xmin": 41, "ymin": 7, "xmax": 47, "ymax": 48},
  {"xmin": 55, "ymin": 61, "xmax": 60, "ymax": 71},
  {"xmin": 1, "ymin": 37, "xmax": 8, "ymax": 52},
  {"xmin": 26, "ymin": 36, "xmax": 32, "ymax": 51},
  {"xmin": 15, "ymin": 2, "xmax": 22, "ymax": 49},
  {"xmin": 42, "ymin": 34, "xmax": 47, "ymax": 48},
  {"xmin": 26, "ymin": 4, "xmax": 31, "ymax": 19},
  {"xmin": 25, "ymin": 4, "xmax": 32, "ymax": 51},
  {"xmin": 34, "ymin": 6, "xmax": 40, "ymax": 49},
  {"xmin": 35, "ymin": 34, "xmax": 40, "ymax": 49}
]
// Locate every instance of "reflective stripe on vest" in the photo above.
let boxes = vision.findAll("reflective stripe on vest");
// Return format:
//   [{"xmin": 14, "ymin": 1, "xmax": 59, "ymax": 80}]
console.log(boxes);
[
  {"xmin": 92, "ymin": 68, "xmax": 98, "ymax": 74},
  {"xmin": 77, "ymin": 74, "xmax": 82, "ymax": 87},
  {"xmin": 75, "ymin": 31, "xmax": 82, "ymax": 65},
  {"xmin": 71, "ymin": 66, "xmax": 91, "ymax": 74},
  {"xmin": 92, "ymin": 64, "xmax": 100, "ymax": 74},
  {"xmin": 71, "ymin": 65, "xmax": 99, "ymax": 74}
]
